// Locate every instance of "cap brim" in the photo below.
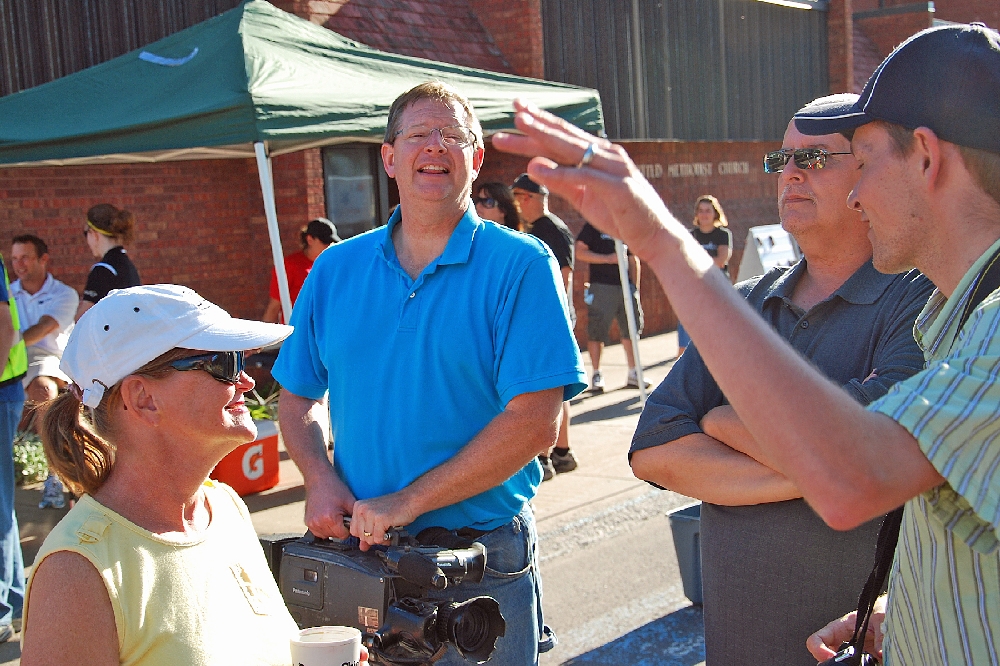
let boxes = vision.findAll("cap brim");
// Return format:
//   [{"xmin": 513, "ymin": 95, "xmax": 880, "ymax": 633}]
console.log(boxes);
[
  {"xmin": 180, "ymin": 319, "xmax": 293, "ymax": 352},
  {"xmin": 794, "ymin": 108, "xmax": 873, "ymax": 136}
]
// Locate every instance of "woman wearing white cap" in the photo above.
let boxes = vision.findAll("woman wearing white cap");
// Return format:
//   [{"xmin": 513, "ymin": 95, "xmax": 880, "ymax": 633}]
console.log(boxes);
[{"xmin": 17, "ymin": 285, "xmax": 347, "ymax": 665}]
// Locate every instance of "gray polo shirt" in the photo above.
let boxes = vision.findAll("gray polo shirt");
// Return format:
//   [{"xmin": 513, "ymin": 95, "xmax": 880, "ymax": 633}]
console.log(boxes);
[{"xmin": 631, "ymin": 259, "xmax": 934, "ymax": 666}]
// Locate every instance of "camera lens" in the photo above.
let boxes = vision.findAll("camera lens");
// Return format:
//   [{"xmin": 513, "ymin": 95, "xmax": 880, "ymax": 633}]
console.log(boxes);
[{"xmin": 436, "ymin": 597, "xmax": 506, "ymax": 663}]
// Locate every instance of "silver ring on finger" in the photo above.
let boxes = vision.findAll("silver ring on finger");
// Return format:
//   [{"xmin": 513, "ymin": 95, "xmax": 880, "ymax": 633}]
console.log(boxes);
[
  {"xmin": 577, "ymin": 142, "xmax": 597, "ymax": 168},
  {"xmin": 383, "ymin": 532, "xmax": 390, "ymax": 541}
]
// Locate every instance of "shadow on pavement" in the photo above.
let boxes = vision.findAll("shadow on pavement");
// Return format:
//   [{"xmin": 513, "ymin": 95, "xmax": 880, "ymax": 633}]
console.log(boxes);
[
  {"xmin": 0, "ymin": 637, "xmax": 18, "ymax": 662},
  {"xmin": 17, "ymin": 483, "xmax": 69, "ymax": 568},
  {"xmin": 570, "ymin": 396, "xmax": 643, "ymax": 424},
  {"xmin": 563, "ymin": 605, "xmax": 705, "ymax": 666}
]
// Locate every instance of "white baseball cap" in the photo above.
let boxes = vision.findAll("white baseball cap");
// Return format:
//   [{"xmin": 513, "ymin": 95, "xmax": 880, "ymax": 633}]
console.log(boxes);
[{"xmin": 61, "ymin": 284, "xmax": 292, "ymax": 408}]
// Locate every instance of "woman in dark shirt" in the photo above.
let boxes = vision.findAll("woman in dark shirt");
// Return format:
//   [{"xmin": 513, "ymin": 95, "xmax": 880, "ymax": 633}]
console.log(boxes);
[
  {"xmin": 75, "ymin": 203, "xmax": 141, "ymax": 321},
  {"xmin": 677, "ymin": 195, "xmax": 732, "ymax": 355}
]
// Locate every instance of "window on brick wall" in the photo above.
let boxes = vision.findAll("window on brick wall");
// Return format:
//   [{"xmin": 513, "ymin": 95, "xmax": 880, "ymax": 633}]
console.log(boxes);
[{"xmin": 321, "ymin": 144, "xmax": 397, "ymax": 239}]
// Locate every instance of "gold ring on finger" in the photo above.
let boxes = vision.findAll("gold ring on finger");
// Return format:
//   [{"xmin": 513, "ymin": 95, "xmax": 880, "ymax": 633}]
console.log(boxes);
[{"xmin": 363, "ymin": 531, "xmax": 372, "ymax": 537}]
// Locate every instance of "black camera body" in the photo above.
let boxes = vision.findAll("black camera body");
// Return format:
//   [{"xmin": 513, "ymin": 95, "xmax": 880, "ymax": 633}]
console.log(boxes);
[{"xmin": 261, "ymin": 532, "xmax": 505, "ymax": 665}]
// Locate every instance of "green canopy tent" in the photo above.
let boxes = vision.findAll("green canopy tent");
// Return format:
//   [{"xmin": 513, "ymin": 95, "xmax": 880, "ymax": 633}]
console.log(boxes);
[{"xmin": 0, "ymin": 0, "xmax": 604, "ymax": 321}]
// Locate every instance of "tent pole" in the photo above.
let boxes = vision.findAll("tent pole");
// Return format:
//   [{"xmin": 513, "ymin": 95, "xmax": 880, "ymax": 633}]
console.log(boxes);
[
  {"xmin": 616, "ymin": 239, "xmax": 647, "ymax": 405},
  {"xmin": 254, "ymin": 142, "xmax": 293, "ymax": 325}
]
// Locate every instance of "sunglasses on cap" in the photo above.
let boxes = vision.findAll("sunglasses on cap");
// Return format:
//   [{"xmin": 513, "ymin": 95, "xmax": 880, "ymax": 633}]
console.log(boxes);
[
  {"xmin": 763, "ymin": 148, "xmax": 853, "ymax": 174},
  {"xmin": 473, "ymin": 196, "xmax": 498, "ymax": 209},
  {"xmin": 169, "ymin": 351, "xmax": 245, "ymax": 384}
]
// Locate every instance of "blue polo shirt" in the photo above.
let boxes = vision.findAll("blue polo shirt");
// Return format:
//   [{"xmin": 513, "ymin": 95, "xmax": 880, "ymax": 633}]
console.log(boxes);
[{"xmin": 273, "ymin": 206, "xmax": 586, "ymax": 533}]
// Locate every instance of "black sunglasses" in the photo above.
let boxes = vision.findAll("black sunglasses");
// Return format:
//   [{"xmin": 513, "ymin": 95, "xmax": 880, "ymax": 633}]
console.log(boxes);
[
  {"xmin": 763, "ymin": 148, "xmax": 853, "ymax": 173},
  {"xmin": 473, "ymin": 196, "xmax": 498, "ymax": 209},
  {"xmin": 169, "ymin": 351, "xmax": 245, "ymax": 384}
]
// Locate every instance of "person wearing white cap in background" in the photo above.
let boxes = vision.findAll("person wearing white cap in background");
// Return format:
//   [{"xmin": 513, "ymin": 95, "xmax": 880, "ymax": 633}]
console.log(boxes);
[{"xmin": 16, "ymin": 285, "xmax": 361, "ymax": 665}]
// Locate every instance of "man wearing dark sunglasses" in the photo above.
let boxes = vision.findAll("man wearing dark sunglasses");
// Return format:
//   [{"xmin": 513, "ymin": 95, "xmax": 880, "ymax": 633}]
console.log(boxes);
[
  {"xmin": 511, "ymin": 173, "xmax": 579, "ymax": 480},
  {"xmin": 628, "ymin": 94, "xmax": 933, "ymax": 665}
]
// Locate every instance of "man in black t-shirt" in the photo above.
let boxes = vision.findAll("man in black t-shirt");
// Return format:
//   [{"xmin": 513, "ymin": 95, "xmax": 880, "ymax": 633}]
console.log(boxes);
[
  {"xmin": 512, "ymin": 174, "xmax": 578, "ymax": 479},
  {"xmin": 575, "ymin": 223, "xmax": 646, "ymax": 393}
]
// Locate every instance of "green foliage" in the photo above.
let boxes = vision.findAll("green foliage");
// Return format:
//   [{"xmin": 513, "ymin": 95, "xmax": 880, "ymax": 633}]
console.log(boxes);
[
  {"xmin": 246, "ymin": 385, "xmax": 279, "ymax": 421},
  {"xmin": 13, "ymin": 431, "xmax": 49, "ymax": 486}
]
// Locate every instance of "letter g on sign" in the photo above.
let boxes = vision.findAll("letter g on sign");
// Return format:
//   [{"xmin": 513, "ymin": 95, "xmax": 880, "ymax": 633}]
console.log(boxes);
[{"xmin": 242, "ymin": 443, "xmax": 265, "ymax": 480}]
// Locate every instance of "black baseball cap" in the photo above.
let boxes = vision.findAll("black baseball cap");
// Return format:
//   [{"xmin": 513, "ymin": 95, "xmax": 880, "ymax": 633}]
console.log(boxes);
[
  {"xmin": 303, "ymin": 218, "xmax": 340, "ymax": 245},
  {"xmin": 794, "ymin": 23, "xmax": 1000, "ymax": 153},
  {"xmin": 791, "ymin": 93, "xmax": 860, "ymax": 133},
  {"xmin": 512, "ymin": 173, "xmax": 548, "ymax": 195}
]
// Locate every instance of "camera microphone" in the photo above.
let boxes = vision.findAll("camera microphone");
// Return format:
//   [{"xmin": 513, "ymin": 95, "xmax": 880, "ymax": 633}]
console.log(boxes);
[{"xmin": 396, "ymin": 552, "xmax": 448, "ymax": 590}]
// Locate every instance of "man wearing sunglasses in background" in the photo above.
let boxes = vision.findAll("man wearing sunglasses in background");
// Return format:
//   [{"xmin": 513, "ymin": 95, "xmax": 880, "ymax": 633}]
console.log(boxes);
[
  {"xmin": 628, "ymin": 94, "xmax": 933, "ymax": 665},
  {"xmin": 273, "ymin": 82, "xmax": 585, "ymax": 665},
  {"xmin": 511, "ymin": 173, "xmax": 579, "ymax": 481}
]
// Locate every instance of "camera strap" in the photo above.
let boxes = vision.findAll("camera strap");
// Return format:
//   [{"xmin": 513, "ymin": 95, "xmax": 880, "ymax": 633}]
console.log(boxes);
[
  {"xmin": 840, "ymin": 242, "xmax": 1000, "ymax": 663},
  {"xmin": 839, "ymin": 507, "xmax": 902, "ymax": 663}
]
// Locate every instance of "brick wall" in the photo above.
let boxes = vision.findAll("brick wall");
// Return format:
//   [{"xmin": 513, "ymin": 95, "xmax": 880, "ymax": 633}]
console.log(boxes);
[
  {"xmin": 853, "ymin": 22, "xmax": 884, "ymax": 91},
  {"xmin": 467, "ymin": 0, "xmax": 544, "ymax": 78},
  {"xmin": 268, "ymin": 0, "xmax": 550, "ymax": 80},
  {"xmin": 0, "ymin": 155, "xmax": 318, "ymax": 321},
  {"xmin": 852, "ymin": 0, "xmax": 999, "ymax": 28},
  {"xmin": 476, "ymin": 139, "xmax": 781, "ymax": 347},
  {"xmin": 849, "ymin": 1, "xmax": 993, "ymax": 90},
  {"xmin": 855, "ymin": 11, "xmax": 933, "ymax": 59},
  {"xmin": 302, "ymin": 0, "xmax": 514, "ymax": 73},
  {"xmin": 933, "ymin": 0, "xmax": 1000, "ymax": 27},
  {"xmin": 828, "ymin": 0, "xmax": 855, "ymax": 93}
]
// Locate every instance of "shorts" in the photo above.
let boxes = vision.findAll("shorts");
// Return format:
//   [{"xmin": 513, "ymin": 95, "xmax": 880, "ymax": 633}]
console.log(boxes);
[
  {"xmin": 586, "ymin": 282, "xmax": 644, "ymax": 344},
  {"xmin": 23, "ymin": 348, "xmax": 69, "ymax": 388}
]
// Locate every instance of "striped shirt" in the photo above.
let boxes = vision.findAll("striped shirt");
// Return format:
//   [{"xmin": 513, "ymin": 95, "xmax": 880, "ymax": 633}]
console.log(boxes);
[{"xmin": 870, "ymin": 238, "xmax": 1000, "ymax": 665}]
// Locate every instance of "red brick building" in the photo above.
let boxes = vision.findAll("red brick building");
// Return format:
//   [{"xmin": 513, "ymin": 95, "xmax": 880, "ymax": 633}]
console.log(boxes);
[
  {"xmin": 1, "ymin": 0, "xmax": 996, "ymax": 342},
  {"xmin": 828, "ymin": 0, "xmax": 999, "ymax": 96}
]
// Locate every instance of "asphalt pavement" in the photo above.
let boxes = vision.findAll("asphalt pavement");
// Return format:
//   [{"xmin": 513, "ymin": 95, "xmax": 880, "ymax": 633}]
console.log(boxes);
[{"xmin": 1, "ymin": 331, "xmax": 706, "ymax": 665}]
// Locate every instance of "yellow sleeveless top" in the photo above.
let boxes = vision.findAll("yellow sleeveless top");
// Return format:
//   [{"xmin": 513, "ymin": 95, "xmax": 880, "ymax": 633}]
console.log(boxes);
[{"xmin": 24, "ymin": 480, "xmax": 298, "ymax": 665}]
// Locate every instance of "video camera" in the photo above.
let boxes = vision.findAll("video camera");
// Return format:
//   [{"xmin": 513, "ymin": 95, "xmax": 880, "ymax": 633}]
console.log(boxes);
[{"xmin": 261, "ymin": 524, "xmax": 506, "ymax": 665}]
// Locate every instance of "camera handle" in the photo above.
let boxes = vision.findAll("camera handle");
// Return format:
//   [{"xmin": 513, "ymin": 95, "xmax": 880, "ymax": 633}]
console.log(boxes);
[{"xmin": 340, "ymin": 516, "xmax": 409, "ymax": 546}]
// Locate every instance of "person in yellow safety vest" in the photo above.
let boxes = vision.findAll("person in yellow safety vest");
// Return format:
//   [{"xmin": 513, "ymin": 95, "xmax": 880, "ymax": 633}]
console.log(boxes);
[
  {"xmin": 0, "ymin": 259, "xmax": 26, "ymax": 387},
  {"xmin": 0, "ymin": 253, "xmax": 26, "ymax": 642}
]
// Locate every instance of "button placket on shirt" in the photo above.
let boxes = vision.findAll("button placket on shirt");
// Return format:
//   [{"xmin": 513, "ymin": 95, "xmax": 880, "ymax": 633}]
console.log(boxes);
[{"xmin": 399, "ymin": 286, "xmax": 420, "ymax": 330}]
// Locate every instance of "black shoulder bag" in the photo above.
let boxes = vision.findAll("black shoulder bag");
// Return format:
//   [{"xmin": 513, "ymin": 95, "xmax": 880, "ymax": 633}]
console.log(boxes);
[{"xmin": 821, "ymin": 246, "xmax": 1000, "ymax": 666}]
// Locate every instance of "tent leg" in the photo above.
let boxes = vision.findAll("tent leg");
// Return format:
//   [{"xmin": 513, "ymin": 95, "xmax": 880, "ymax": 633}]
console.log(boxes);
[
  {"xmin": 255, "ymin": 142, "xmax": 293, "ymax": 325},
  {"xmin": 616, "ymin": 239, "xmax": 647, "ymax": 405}
]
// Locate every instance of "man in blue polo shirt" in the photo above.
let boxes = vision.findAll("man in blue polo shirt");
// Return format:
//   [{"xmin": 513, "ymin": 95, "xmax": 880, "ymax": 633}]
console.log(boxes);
[{"xmin": 273, "ymin": 82, "xmax": 586, "ymax": 665}]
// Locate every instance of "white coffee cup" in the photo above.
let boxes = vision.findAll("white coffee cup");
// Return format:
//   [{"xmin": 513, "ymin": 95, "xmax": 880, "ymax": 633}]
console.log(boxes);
[{"xmin": 290, "ymin": 626, "xmax": 362, "ymax": 666}]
